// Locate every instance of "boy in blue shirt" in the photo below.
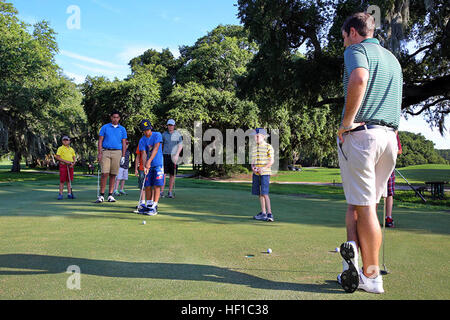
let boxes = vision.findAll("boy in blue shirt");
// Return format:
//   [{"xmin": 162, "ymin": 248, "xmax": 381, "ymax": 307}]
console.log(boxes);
[{"xmin": 138, "ymin": 119, "xmax": 164, "ymax": 215}]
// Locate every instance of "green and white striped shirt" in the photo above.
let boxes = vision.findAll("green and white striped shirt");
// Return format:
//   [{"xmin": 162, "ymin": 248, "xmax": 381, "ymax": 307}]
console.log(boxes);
[{"xmin": 343, "ymin": 38, "xmax": 403, "ymax": 129}]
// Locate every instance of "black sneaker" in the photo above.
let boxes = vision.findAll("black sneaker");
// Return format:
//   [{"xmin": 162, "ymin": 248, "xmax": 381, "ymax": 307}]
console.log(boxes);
[{"xmin": 266, "ymin": 213, "xmax": 274, "ymax": 222}]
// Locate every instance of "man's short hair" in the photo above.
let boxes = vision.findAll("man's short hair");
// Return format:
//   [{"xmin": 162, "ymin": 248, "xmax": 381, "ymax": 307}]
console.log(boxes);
[
  {"xmin": 342, "ymin": 12, "xmax": 375, "ymax": 37},
  {"xmin": 110, "ymin": 110, "xmax": 121, "ymax": 117}
]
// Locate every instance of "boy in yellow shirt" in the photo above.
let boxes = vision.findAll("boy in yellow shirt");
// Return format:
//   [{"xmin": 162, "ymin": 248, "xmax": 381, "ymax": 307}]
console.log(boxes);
[
  {"xmin": 55, "ymin": 136, "xmax": 76, "ymax": 200},
  {"xmin": 250, "ymin": 128, "xmax": 275, "ymax": 222}
]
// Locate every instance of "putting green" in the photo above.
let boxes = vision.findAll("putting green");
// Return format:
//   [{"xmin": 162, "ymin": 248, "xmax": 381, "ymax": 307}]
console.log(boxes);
[{"xmin": 0, "ymin": 176, "xmax": 449, "ymax": 299}]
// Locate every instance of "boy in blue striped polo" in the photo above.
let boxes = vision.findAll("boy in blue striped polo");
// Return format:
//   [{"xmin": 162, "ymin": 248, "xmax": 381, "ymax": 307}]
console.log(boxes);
[{"xmin": 250, "ymin": 128, "xmax": 275, "ymax": 222}]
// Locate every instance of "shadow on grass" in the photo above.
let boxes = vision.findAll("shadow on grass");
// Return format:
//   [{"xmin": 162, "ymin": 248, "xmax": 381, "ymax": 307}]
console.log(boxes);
[{"xmin": 0, "ymin": 254, "xmax": 343, "ymax": 295}]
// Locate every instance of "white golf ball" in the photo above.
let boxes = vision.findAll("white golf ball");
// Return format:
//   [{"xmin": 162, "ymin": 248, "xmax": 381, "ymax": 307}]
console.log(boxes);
[
  {"xmin": 142, "ymin": 221, "xmax": 146, "ymax": 225},
  {"xmin": 335, "ymin": 247, "xmax": 340, "ymax": 253},
  {"xmin": 267, "ymin": 248, "xmax": 272, "ymax": 254}
]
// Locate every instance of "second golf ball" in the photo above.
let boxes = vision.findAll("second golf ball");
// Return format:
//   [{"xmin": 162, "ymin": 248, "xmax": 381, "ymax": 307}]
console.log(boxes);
[
  {"xmin": 267, "ymin": 248, "xmax": 272, "ymax": 254},
  {"xmin": 143, "ymin": 221, "xmax": 146, "ymax": 225},
  {"xmin": 335, "ymin": 247, "xmax": 340, "ymax": 252}
]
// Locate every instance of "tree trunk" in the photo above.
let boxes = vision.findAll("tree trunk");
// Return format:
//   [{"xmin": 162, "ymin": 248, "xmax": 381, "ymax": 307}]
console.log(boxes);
[{"xmin": 11, "ymin": 152, "xmax": 21, "ymax": 172}]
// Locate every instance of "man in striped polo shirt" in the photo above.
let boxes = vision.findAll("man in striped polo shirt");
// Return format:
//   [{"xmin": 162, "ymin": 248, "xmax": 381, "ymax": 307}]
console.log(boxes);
[
  {"xmin": 251, "ymin": 128, "xmax": 275, "ymax": 222},
  {"xmin": 336, "ymin": 13, "xmax": 402, "ymax": 294}
]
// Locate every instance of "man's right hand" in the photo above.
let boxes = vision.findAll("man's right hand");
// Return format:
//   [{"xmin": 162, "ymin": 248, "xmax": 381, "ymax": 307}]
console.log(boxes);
[{"xmin": 97, "ymin": 153, "xmax": 102, "ymax": 162}]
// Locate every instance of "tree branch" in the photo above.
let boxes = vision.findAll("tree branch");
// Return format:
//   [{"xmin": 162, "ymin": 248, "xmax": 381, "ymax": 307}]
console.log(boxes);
[{"xmin": 405, "ymin": 97, "xmax": 449, "ymax": 116}]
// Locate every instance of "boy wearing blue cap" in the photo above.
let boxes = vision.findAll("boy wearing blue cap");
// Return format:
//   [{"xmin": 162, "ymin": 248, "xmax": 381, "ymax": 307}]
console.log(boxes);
[{"xmin": 138, "ymin": 119, "xmax": 164, "ymax": 215}]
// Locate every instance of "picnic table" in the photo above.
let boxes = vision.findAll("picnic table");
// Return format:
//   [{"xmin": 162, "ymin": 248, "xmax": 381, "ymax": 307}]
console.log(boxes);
[{"xmin": 425, "ymin": 181, "xmax": 448, "ymax": 200}]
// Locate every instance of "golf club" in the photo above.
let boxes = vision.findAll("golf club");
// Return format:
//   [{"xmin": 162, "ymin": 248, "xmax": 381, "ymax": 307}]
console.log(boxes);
[
  {"xmin": 380, "ymin": 196, "xmax": 390, "ymax": 275},
  {"xmin": 93, "ymin": 163, "xmax": 102, "ymax": 203},
  {"xmin": 172, "ymin": 163, "xmax": 176, "ymax": 198},
  {"xmin": 134, "ymin": 171, "xmax": 149, "ymax": 213},
  {"xmin": 395, "ymin": 169, "xmax": 426, "ymax": 203},
  {"xmin": 67, "ymin": 164, "xmax": 74, "ymax": 198}
]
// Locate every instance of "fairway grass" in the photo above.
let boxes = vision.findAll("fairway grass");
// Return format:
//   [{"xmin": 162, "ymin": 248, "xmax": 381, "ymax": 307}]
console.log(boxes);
[{"xmin": 0, "ymin": 175, "xmax": 449, "ymax": 300}]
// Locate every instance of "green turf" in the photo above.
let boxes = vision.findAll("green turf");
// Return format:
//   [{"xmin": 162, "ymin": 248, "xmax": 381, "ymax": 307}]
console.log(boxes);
[{"xmin": 0, "ymin": 173, "xmax": 449, "ymax": 300}]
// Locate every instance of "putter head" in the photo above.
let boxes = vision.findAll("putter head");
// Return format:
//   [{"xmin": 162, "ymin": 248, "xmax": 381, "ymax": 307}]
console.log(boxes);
[{"xmin": 380, "ymin": 265, "xmax": 390, "ymax": 275}]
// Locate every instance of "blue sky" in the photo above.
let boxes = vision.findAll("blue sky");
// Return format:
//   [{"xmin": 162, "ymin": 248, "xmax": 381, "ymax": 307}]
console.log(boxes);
[
  {"xmin": 9, "ymin": 0, "xmax": 449, "ymax": 149},
  {"xmin": 11, "ymin": 0, "xmax": 242, "ymax": 82}
]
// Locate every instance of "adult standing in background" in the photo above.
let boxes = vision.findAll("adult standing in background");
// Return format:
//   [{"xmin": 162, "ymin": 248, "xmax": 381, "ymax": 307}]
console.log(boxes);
[
  {"xmin": 161, "ymin": 119, "xmax": 183, "ymax": 198},
  {"xmin": 96, "ymin": 110, "xmax": 128, "ymax": 203},
  {"xmin": 336, "ymin": 12, "xmax": 403, "ymax": 294}
]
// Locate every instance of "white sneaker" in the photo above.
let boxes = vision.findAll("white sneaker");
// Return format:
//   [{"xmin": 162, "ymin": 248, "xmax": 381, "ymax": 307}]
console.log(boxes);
[
  {"xmin": 358, "ymin": 272, "xmax": 384, "ymax": 294},
  {"xmin": 95, "ymin": 195, "xmax": 104, "ymax": 203},
  {"xmin": 107, "ymin": 195, "xmax": 116, "ymax": 202},
  {"xmin": 339, "ymin": 241, "xmax": 360, "ymax": 293}
]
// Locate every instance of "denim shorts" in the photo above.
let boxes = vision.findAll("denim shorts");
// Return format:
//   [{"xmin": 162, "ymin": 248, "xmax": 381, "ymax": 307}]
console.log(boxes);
[{"xmin": 252, "ymin": 174, "xmax": 270, "ymax": 195}]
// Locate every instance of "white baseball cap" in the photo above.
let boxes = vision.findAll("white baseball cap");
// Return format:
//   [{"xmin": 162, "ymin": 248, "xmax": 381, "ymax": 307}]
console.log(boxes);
[{"xmin": 167, "ymin": 119, "xmax": 176, "ymax": 126}]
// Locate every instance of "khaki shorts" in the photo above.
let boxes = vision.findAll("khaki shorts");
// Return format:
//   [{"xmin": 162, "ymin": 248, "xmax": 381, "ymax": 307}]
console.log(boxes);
[
  {"xmin": 338, "ymin": 127, "xmax": 398, "ymax": 206},
  {"xmin": 101, "ymin": 149, "xmax": 122, "ymax": 175}
]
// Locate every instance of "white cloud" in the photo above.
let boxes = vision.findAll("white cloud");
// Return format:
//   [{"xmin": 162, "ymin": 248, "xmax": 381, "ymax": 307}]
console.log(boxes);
[
  {"xmin": 72, "ymin": 63, "xmax": 117, "ymax": 76},
  {"xmin": 63, "ymin": 71, "xmax": 86, "ymax": 84},
  {"xmin": 60, "ymin": 50, "xmax": 124, "ymax": 69}
]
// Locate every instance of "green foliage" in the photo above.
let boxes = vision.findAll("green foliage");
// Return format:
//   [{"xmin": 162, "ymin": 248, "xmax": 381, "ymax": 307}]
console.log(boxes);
[
  {"xmin": 237, "ymin": 0, "xmax": 450, "ymax": 157},
  {"xmin": 81, "ymin": 72, "xmax": 160, "ymax": 153},
  {"xmin": 177, "ymin": 25, "xmax": 258, "ymax": 92},
  {"xmin": 0, "ymin": 1, "xmax": 86, "ymax": 171},
  {"xmin": 397, "ymin": 131, "xmax": 448, "ymax": 167},
  {"xmin": 436, "ymin": 149, "xmax": 450, "ymax": 162}
]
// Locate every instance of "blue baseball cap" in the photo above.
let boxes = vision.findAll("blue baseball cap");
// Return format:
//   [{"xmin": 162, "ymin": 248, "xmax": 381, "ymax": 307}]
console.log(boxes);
[
  {"xmin": 139, "ymin": 119, "xmax": 152, "ymax": 131},
  {"xmin": 250, "ymin": 128, "xmax": 269, "ymax": 136}
]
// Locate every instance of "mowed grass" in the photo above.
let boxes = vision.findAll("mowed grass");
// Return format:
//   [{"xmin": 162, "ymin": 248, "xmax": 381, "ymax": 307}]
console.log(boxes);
[
  {"xmin": 226, "ymin": 164, "xmax": 450, "ymax": 185},
  {"xmin": 0, "ymin": 171, "xmax": 449, "ymax": 300}
]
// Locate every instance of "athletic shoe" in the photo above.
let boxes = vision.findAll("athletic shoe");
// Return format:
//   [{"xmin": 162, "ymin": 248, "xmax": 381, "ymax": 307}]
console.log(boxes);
[
  {"xmin": 167, "ymin": 192, "xmax": 174, "ymax": 198},
  {"xmin": 266, "ymin": 213, "xmax": 274, "ymax": 222},
  {"xmin": 253, "ymin": 212, "xmax": 267, "ymax": 221},
  {"xmin": 95, "ymin": 195, "xmax": 104, "ymax": 203},
  {"xmin": 119, "ymin": 190, "xmax": 127, "ymax": 195},
  {"xmin": 137, "ymin": 204, "xmax": 151, "ymax": 214},
  {"xmin": 144, "ymin": 205, "xmax": 158, "ymax": 216},
  {"xmin": 57, "ymin": 194, "xmax": 63, "ymax": 200},
  {"xmin": 107, "ymin": 195, "xmax": 116, "ymax": 202},
  {"xmin": 358, "ymin": 272, "xmax": 384, "ymax": 294},
  {"xmin": 113, "ymin": 190, "xmax": 120, "ymax": 196},
  {"xmin": 160, "ymin": 192, "xmax": 165, "ymax": 198},
  {"xmin": 386, "ymin": 216, "xmax": 394, "ymax": 228},
  {"xmin": 67, "ymin": 193, "xmax": 75, "ymax": 199},
  {"xmin": 339, "ymin": 241, "xmax": 360, "ymax": 293}
]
